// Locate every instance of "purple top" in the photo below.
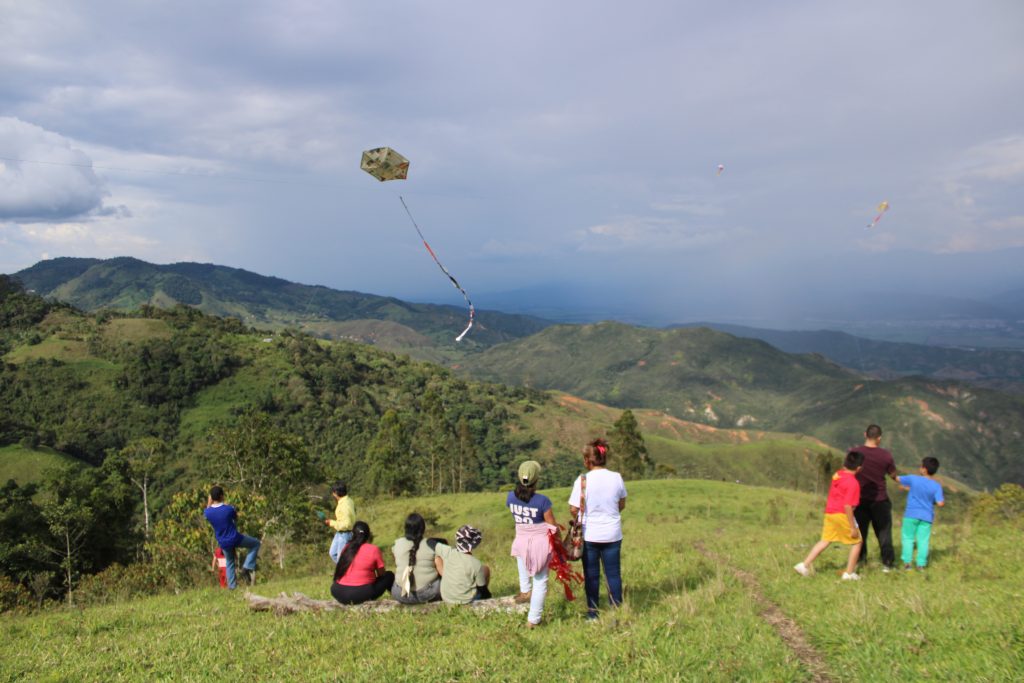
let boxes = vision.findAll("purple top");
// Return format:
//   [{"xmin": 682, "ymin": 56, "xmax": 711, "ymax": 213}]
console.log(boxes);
[{"xmin": 853, "ymin": 446, "xmax": 897, "ymax": 504}]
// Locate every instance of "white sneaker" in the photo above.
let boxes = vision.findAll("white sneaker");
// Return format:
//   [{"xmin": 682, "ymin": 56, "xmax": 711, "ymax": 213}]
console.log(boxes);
[
  {"xmin": 841, "ymin": 572, "xmax": 861, "ymax": 581},
  {"xmin": 881, "ymin": 566, "xmax": 892, "ymax": 574},
  {"xmin": 793, "ymin": 562, "xmax": 810, "ymax": 577}
]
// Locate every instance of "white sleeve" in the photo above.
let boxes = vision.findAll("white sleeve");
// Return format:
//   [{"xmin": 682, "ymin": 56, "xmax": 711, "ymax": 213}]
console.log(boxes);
[
  {"xmin": 568, "ymin": 476, "xmax": 581, "ymax": 507},
  {"xmin": 619, "ymin": 473, "xmax": 627, "ymax": 498}
]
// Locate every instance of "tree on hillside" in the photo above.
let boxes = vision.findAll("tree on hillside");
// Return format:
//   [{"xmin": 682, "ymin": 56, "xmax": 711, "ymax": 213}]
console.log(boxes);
[
  {"xmin": 815, "ymin": 451, "xmax": 842, "ymax": 497},
  {"xmin": 0, "ymin": 480, "xmax": 51, "ymax": 596},
  {"xmin": 454, "ymin": 416, "xmax": 479, "ymax": 493},
  {"xmin": 203, "ymin": 411, "xmax": 321, "ymax": 567},
  {"xmin": 412, "ymin": 390, "xmax": 456, "ymax": 494},
  {"xmin": 40, "ymin": 465, "xmax": 137, "ymax": 592},
  {"xmin": 106, "ymin": 437, "xmax": 171, "ymax": 540},
  {"xmin": 366, "ymin": 410, "xmax": 415, "ymax": 496},
  {"xmin": 610, "ymin": 409, "xmax": 652, "ymax": 480},
  {"xmin": 41, "ymin": 498, "xmax": 93, "ymax": 605}
]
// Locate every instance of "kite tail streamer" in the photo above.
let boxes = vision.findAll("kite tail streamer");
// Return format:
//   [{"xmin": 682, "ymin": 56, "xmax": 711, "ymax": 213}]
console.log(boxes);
[
  {"xmin": 548, "ymin": 527, "xmax": 584, "ymax": 601},
  {"xmin": 399, "ymin": 195, "xmax": 475, "ymax": 342}
]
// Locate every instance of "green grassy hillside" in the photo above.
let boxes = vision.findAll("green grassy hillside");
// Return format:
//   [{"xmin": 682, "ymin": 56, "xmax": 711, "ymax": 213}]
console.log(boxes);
[
  {"xmin": 12, "ymin": 256, "xmax": 551, "ymax": 350},
  {"xmin": 2, "ymin": 480, "xmax": 1017, "ymax": 682},
  {"xmin": 459, "ymin": 323, "xmax": 1024, "ymax": 490},
  {"xmin": 1, "ymin": 283, "xmax": 848, "ymax": 498},
  {"xmin": 0, "ymin": 444, "xmax": 86, "ymax": 485}
]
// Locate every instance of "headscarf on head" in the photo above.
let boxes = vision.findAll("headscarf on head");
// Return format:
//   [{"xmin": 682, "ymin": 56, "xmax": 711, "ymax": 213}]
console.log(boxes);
[{"xmin": 455, "ymin": 525, "xmax": 482, "ymax": 553}]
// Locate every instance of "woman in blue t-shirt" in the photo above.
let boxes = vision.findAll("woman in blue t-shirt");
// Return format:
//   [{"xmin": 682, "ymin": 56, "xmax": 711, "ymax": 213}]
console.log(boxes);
[{"xmin": 507, "ymin": 460, "xmax": 558, "ymax": 628}]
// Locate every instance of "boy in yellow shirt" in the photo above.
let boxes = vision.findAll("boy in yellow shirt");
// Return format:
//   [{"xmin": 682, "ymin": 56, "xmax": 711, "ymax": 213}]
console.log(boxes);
[{"xmin": 323, "ymin": 481, "xmax": 355, "ymax": 564}]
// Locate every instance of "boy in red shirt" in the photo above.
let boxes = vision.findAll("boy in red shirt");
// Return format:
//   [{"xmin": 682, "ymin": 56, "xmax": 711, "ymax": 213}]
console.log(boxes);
[{"xmin": 794, "ymin": 451, "xmax": 865, "ymax": 581}]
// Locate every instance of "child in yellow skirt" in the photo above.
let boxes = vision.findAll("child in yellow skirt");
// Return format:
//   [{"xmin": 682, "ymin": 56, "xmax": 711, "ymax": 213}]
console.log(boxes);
[{"xmin": 794, "ymin": 451, "xmax": 865, "ymax": 580}]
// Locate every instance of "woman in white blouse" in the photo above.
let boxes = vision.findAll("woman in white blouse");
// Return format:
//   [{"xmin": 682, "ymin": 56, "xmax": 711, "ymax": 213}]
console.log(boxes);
[{"xmin": 568, "ymin": 437, "xmax": 627, "ymax": 620}]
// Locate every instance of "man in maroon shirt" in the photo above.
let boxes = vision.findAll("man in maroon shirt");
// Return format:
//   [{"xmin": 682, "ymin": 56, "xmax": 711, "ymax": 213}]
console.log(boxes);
[{"xmin": 852, "ymin": 424, "xmax": 900, "ymax": 571}]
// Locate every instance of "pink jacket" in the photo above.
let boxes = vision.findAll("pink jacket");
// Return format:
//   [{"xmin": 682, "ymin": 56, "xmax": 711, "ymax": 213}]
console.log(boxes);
[{"xmin": 510, "ymin": 522, "xmax": 556, "ymax": 575}]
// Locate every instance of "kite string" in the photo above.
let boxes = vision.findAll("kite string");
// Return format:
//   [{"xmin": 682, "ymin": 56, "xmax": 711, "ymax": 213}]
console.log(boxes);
[{"xmin": 398, "ymin": 195, "xmax": 475, "ymax": 342}]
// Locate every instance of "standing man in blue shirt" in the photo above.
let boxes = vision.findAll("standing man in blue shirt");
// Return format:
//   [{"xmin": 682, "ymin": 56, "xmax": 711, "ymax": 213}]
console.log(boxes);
[
  {"xmin": 203, "ymin": 485, "xmax": 261, "ymax": 589},
  {"xmin": 897, "ymin": 457, "xmax": 945, "ymax": 570}
]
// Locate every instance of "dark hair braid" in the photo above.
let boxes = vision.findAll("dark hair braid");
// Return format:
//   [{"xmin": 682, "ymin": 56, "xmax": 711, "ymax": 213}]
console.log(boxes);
[{"xmin": 404, "ymin": 513, "xmax": 426, "ymax": 592}]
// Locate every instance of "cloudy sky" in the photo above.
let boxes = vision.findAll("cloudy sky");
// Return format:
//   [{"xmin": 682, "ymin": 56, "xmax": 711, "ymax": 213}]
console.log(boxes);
[{"xmin": 2, "ymin": 1, "xmax": 1023, "ymax": 323}]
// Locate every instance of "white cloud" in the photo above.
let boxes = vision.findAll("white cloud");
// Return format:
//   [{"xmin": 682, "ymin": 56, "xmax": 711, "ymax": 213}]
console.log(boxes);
[
  {"xmin": 575, "ymin": 215, "xmax": 745, "ymax": 252},
  {"xmin": 954, "ymin": 135, "xmax": 1024, "ymax": 182},
  {"xmin": 921, "ymin": 134, "xmax": 1024, "ymax": 254},
  {"xmin": 0, "ymin": 117, "xmax": 107, "ymax": 220},
  {"xmin": 651, "ymin": 195, "xmax": 724, "ymax": 217},
  {"xmin": 988, "ymin": 215, "xmax": 1024, "ymax": 231}
]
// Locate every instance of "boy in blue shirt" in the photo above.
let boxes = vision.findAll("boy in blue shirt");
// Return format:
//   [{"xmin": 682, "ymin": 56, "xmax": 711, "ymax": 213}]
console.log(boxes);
[
  {"xmin": 898, "ymin": 457, "xmax": 945, "ymax": 570},
  {"xmin": 203, "ymin": 485, "xmax": 261, "ymax": 589}
]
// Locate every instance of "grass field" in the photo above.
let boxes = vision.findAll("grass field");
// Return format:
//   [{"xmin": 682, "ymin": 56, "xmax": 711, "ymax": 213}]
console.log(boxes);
[
  {"xmin": 0, "ymin": 444, "xmax": 86, "ymax": 486},
  {"xmin": 2, "ymin": 479, "xmax": 1019, "ymax": 682}
]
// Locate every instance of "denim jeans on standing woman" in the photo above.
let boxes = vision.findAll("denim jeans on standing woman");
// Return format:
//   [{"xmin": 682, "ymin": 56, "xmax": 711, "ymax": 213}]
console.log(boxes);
[{"xmin": 583, "ymin": 539, "xmax": 622, "ymax": 616}]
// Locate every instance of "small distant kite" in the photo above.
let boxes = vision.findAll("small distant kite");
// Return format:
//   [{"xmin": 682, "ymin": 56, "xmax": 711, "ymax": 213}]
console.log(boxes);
[
  {"xmin": 360, "ymin": 147, "xmax": 410, "ymax": 181},
  {"xmin": 716, "ymin": 164, "xmax": 725, "ymax": 176},
  {"xmin": 867, "ymin": 200, "xmax": 890, "ymax": 229},
  {"xmin": 360, "ymin": 147, "xmax": 475, "ymax": 342}
]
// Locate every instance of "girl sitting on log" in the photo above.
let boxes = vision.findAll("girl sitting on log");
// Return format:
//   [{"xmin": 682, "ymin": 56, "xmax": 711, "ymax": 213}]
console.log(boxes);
[{"xmin": 330, "ymin": 521, "xmax": 395, "ymax": 605}]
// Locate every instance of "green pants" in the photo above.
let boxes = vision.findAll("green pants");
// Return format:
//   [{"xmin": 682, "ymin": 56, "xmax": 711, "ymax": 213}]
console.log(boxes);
[{"xmin": 900, "ymin": 518, "xmax": 933, "ymax": 567}]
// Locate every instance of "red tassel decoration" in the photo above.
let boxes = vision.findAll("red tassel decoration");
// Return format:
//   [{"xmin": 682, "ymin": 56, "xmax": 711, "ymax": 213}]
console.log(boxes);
[{"xmin": 548, "ymin": 527, "xmax": 584, "ymax": 601}]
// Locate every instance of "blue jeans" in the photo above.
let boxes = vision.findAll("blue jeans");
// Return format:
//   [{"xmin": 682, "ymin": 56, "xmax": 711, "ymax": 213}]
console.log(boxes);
[
  {"xmin": 224, "ymin": 535, "xmax": 260, "ymax": 589},
  {"xmin": 329, "ymin": 531, "xmax": 352, "ymax": 564},
  {"xmin": 583, "ymin": 539, "xmax": 622, "ymax": 614}
]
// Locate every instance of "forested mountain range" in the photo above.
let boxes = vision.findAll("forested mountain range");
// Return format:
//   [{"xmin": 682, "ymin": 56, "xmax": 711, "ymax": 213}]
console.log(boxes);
[
  {"xmin": 2, "ymin": 275, "xmax": 861, "ymax": 494},
  {"xmin": 458, "ymin": 322, "xmax": 1024, "ymax": 490},
  {"xmin": 12, "ymin": 257, "xmax": 551, "ymax": 355},
  {"xmin": 16, "ymin": 257, "xmax": 1024, "ymax": 383},
  {"xmin": 673, "ymin": 322, "xmax": 1024, "ymax": 393},
  {"xmin": 7, "ymin": 257, "xmax": 1022, "ymax": 491}
]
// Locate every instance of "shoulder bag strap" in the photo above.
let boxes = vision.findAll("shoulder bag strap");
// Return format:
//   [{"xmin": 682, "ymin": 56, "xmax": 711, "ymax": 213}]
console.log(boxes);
[{"xmin": 579, "ymin": 474, "xmax": 587, "ymax": 524}]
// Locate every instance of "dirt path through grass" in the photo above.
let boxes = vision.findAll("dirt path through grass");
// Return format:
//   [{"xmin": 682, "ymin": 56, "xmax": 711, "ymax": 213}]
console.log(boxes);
[{"xmin": 694, "ymin": 541, "xmax": 834, "ymax": 683}]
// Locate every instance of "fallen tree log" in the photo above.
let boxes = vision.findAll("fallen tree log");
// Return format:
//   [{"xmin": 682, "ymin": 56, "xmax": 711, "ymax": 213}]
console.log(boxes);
[{"xmin": 246, "ymin": 592, "xmax": 528, "ymax": 616}]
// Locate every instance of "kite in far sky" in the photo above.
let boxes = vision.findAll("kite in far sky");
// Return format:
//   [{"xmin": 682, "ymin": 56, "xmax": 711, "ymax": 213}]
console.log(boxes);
[
  {"xmin": 360, "ymin": 146, "xmax": 474, "ymax": 342},
  {"xmin": 716, "ymin": 164, "xmax": 725, "ymax": 176},
  {"xmin": 867, "ymin": 200, "xmax": 890, "ymax": 228}
]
